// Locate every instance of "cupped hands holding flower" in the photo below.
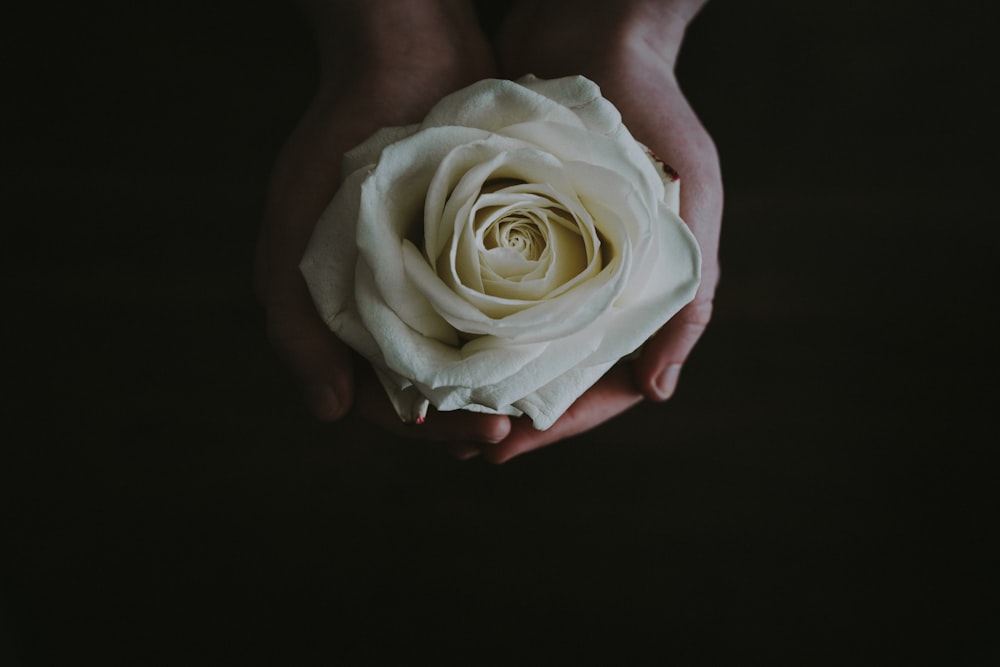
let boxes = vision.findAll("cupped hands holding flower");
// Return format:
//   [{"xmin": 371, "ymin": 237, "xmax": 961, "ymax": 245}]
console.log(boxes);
[{"xmin": 256, "ymin": 0, "xmax": 722, "ymax": 463}]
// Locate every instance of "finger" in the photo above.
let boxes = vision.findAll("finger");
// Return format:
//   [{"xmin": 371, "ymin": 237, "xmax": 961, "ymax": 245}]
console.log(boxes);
[
  {"xmin": 353, "ymin": 364, "xmax": 512, "ymax": 445},
  {"xmin": 480, "ymin": 365, "xmax": 642, "ymax": 464},
  {"xmin": 257, "ymin": 101, "xmax": 363, "ymax": 422},
  {"xmin": 633, "ymin": 297, "xmax": 713, "ymax": 402},
  {"xmin": 267, "ymin": 290, "xmax": 355, "ymax": 422},
  {"xmin": 635, "ymin": 122, "xmax": 721, "ymax": 403}
]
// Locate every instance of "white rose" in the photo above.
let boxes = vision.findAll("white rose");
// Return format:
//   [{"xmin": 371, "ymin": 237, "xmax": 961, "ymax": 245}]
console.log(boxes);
[{"xmin": 300, "ymin": 75, "xmax": 700, "ymax": 431}]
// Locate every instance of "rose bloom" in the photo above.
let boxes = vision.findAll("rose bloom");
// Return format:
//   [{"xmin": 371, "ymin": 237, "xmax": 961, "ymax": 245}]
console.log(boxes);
[{"xmin": 301, "ymin": 75, "xmax": 700, "ymax": 430}]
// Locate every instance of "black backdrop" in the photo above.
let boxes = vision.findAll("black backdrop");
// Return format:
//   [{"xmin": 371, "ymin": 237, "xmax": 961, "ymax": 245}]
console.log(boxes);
[{"xmin": 3, "ymin": 2, "xmax": 997, "ymax": 664}]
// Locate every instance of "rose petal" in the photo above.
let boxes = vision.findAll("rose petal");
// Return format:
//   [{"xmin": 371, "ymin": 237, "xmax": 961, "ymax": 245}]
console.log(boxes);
[
  {"xmin": 374, "ymin": 367, "xmax": 429, "ymax": 425},
  {"xmin": 300, "ymin": 168, "xmax": 384, "ymax": 361},
  {"xmin": 502, "ymin": 120, "xmax": 665, "ymax": 214},
  {"xmin": 356, "ymin": 125, "xmax": 491, "ymax": 344},
  {"xmin": 357, "ymin": 255, "xmax": 567, "ymax": 396},
  {"xmin": 342, "ymin": 124, "xmax": 419, "ymax": 176},
  {"xmin": 515, "ymin": 74, "xmax": 619, "ymax": 136},
  {"xmin": 513, "ymin": 361, "xmax": 617, "ymax": 431},
  {"xmin": 419, "ymin": 78, "xmax": 588, "ymax": 134}
]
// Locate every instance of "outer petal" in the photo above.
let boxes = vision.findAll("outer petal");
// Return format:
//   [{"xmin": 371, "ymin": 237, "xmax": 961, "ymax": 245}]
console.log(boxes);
[
  {"xmin": 342, "ymin": 124, "xmax": 418, "ymax": 176},
  {"xmin": 300, "ymin": 168, "xmax": 384, "ymax": 364},
  {"xmin": 359, "ymin": 252, "xmax": 554, "ymax": 392},
  {"xmin": 502, "ymin": 120, "xmax": 665, "ymax": 211},
  {"xmin": 514, "ymin": 361, "xmax": 617, "ymax": 431},
  {"xmin": 374, "ymin": 368, "xmax": 429, "ymax": 425},
  {"xmin": 355, "ymin": 125, "xmax": 491, "ymax": 345},
  {"xmin": 515, "ymin": 74, "xmax": 619, "ymax": 136},
  {"xmin": 419, "ymin": 78, "xmax": 588, "ymax": 133}
]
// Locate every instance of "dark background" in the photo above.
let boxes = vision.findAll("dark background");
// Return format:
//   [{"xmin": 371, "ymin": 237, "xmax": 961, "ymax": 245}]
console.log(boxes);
[{"xmin": 3, "ymin": 1, "xmax": 997, "ymax": 664}]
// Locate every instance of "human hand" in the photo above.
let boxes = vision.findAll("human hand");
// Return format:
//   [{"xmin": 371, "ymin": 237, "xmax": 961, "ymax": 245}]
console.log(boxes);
[
  {"xmin": 472, "ymin": 0, "xmax": 722, "ymax": 463},
  {"xmin": 256, "ymin": 0, "xmax": 512, "ymax": 446}
]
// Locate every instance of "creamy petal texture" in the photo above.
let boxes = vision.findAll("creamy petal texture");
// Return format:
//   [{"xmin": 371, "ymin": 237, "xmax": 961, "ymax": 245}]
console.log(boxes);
[{"xmin": 301, "ymin": 75, "xmax": 700, "ymax": 430}]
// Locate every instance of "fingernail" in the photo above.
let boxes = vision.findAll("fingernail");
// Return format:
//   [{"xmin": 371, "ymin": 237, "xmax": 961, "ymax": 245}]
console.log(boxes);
[
  {"xmin": 480, "ymin": 418, "xmax": 512, "ymax": 445},
  {"xmin": 653, "ymin": 364, "xmax": 682, "ymax": 401}
]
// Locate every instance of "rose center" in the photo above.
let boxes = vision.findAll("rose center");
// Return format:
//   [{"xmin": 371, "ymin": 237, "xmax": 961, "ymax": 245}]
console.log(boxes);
[
  {"xmin": 484, "ymin": 216, "xmax": 545, "ymax": 262},
  {"xmin": 441, "ymin": 175, "xmax": 601, "ymax": 304}
]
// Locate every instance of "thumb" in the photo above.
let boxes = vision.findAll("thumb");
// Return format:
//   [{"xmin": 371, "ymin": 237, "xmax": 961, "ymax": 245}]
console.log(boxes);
[
  {"xmin": 266, "ymin": 290, "xmax": 355, "ymax": 421},
  {"xmin": 633, "ymin": 297, "xmax": 713, "ymax": 402}
]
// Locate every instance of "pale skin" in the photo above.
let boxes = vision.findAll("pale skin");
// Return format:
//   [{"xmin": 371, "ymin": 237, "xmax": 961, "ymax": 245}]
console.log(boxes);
[{"xmin": 255, "ymin": 0, "xmax": 722, "ymax": 463}]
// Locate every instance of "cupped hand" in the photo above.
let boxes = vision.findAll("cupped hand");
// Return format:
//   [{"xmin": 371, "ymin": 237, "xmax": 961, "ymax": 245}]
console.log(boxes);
[
  {"xmin": 479, "ymin": 0, "xmax": 722, "ymax": 463},
  {"xmin": 256, "ymin": 0, "xmax": 511, "ymax": 446}
]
